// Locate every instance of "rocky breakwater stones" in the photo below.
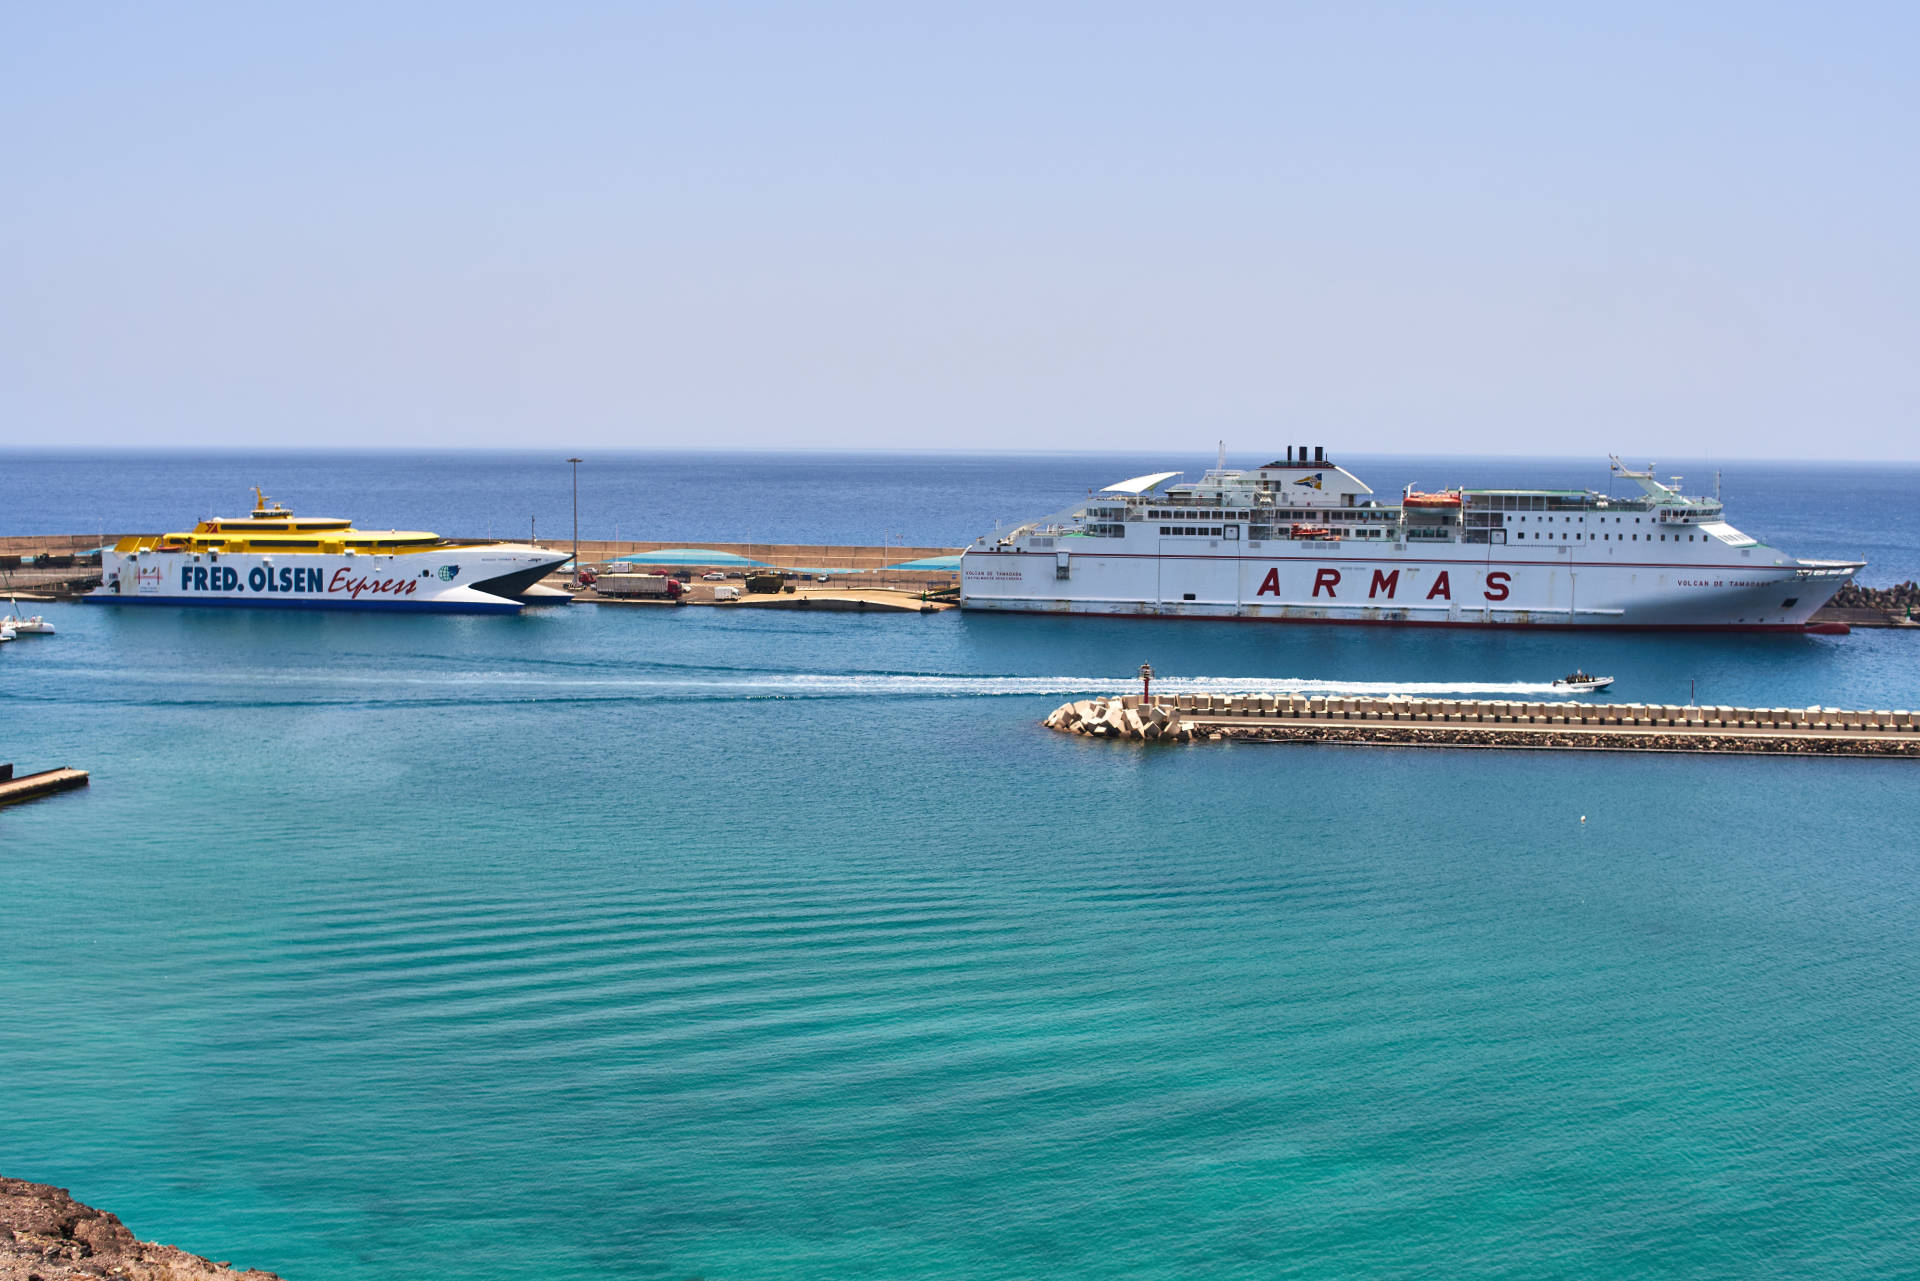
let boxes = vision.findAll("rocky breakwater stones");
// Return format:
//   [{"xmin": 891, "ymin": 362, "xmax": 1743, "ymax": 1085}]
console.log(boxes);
[{"xmin": 1044, "ymin": 697, "xmax": 1196, "ymax": 742}]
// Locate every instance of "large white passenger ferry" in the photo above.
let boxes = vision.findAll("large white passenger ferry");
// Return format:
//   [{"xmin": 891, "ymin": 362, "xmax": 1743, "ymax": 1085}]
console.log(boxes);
[
  {"xmin": 961, "ymin": 451, "xmax": 1863, "ymax": 631},
  {"xmin": 88, "ymin": 492, "xmax": 570, "ymax": 614}
]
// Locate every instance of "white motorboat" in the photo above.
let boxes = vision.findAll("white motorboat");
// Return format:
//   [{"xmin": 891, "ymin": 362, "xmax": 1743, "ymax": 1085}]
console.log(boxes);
[
  {"xmin": 1551, "ymin": 670, "xmax": 1614, "ymax": 693},
  {"xmin": 2, "ymin": 598, "xmax": 55, "ymax": 635}
]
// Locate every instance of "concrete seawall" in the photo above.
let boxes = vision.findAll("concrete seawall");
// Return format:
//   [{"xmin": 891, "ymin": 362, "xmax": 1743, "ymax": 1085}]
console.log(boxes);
[{"xmin": 1046, "ymin": 694, "xmax": 1920, "ymax": 757}]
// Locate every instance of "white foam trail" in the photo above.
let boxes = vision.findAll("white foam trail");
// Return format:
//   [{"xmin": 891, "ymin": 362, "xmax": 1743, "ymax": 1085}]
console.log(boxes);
[
  {"xmin": 59, "ymin": 664, "xmax": 1586, "ymax": 701},
  {"xmin": 423, "ymin": 672, "xmax": 1582, "ymax": 698}
]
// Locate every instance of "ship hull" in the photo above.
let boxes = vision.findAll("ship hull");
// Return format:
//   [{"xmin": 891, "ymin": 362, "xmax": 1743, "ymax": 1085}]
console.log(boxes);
[
  {"xmin": 959, "ymin": 546, "xmax": 1856, "ymax": 630},
  {"xmin": 86, "ymin": 544, "xmax": 568, "ymax": 615}
]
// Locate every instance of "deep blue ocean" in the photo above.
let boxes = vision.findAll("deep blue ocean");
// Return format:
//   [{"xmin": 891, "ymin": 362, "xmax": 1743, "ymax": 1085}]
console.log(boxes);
[
  {"xmin": 5, "ymin": 451, "xmax": 1920, "ymax": 1280},
  {"xmin": 6, "ymin": 449, "xmax": 1918, "ymax": 585}
]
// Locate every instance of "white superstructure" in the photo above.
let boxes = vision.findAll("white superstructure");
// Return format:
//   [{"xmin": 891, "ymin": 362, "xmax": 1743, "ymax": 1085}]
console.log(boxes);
[{"xmin": 961, "ymin": 450, "xmax": 1863, "ymax": 631}]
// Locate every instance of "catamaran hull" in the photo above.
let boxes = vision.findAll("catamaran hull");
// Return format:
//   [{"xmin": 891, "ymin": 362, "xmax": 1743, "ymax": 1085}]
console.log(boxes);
[
  {"xmin": 86, "ymin": 545, "xmax": 568, "ymax": 615},
  {"xmin": 959, "ymin": 548, "xmax": 1856, "ymax": 630},
  {"xmin": 85, "ymin": 594, "xmax": 523, "ymax": 615}
]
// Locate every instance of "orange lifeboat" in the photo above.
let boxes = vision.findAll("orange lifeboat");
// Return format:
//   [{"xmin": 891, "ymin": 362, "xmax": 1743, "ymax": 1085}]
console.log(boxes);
[
  {"xmin": 1402, "ymin": 490, "xmax": 1462, "ymax": 508},
  {"xmin": 1290, "ymin": 523, "xmax": 1338, "ymax": 540}
]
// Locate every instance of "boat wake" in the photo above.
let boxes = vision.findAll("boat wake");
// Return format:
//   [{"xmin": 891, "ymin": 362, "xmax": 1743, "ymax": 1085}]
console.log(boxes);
[
  {"xmin": 54, "ymin": 667, "xmax": 1598, "ymax": 707},
  {"xmin": 548, "ymin": 673, "xmax": 1591, "ymax": 698}
]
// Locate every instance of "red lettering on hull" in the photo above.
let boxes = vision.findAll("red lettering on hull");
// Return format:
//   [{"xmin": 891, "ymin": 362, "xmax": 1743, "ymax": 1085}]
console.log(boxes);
[
  {"xmin": 1256, "ymin": 568, "xmax": 1282, "ymax": 596},
  {"xmin": 327, "ymin": 568, "xmax": 424, "ymax": 600},
  {"xmin": 1313, "ymin": 568, "xmax": 1341, "ymax": 598},
  {"xmin": 1369, "ymin": 569, "xmax": 1399, "ymax": 599},
  {"xmin": 1426, "ymin": 571, "xmax": 1451, "ymax": 600},
  {"xmin": 1484, "ymin": 571, "xmax": 1511, "ymax": 601}
]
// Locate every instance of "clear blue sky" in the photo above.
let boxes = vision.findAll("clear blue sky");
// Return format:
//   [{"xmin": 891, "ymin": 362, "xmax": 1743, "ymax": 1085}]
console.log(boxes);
[{"xmin": 5, "ymin": 2, "xmax": 1916, "ymax": 457}]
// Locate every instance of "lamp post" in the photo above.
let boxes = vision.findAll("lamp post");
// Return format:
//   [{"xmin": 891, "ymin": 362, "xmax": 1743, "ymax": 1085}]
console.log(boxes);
[
  {"xmin": 1139, "ymin": 663, "xmax": 1153, "ymax": 701},
  {"xmin": 567, "ymin": 457, "xmax": 583, "ymax": 583}
]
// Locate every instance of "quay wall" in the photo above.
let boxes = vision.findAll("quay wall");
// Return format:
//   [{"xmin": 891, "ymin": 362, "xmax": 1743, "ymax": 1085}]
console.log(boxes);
[{"xmin": 566, "ymin": 539, "xmax": 958, "ymax": 572}]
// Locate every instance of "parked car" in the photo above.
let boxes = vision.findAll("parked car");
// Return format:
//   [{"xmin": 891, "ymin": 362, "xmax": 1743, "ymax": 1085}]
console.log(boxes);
[{"xmin": 702, "ymin": 571, "xmax": 728, "ymax": 581}]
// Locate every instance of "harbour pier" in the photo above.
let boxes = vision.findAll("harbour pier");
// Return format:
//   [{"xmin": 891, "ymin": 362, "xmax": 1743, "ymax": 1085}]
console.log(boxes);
[
  {"xmin": 0, "ymin": 765, "xmax": 90, "ymax": 808},
  {"xmin": 1046, "ymin": 694, "xmax": 1920, "ymax": 757}
]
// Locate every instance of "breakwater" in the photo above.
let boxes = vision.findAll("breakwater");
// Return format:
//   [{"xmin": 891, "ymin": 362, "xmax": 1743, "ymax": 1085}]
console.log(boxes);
[
  {"xmin": 1047, "ymin": 694, "xmax": 1920, "ymax": 756},
  {"xmin": 1825, "ymin": 579, "xmax": 1920, "ymax": 626}
]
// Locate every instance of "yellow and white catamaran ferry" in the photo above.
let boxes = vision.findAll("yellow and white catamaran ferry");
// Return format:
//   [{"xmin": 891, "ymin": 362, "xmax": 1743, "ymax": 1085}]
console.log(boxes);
[{"xmin": 89, "ymin": 491, "xmax": 571, "ymax": 614}]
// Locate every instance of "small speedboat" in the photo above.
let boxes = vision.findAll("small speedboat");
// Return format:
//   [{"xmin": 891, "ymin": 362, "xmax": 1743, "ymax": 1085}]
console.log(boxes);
[{"xmin": 1551, "ymin": 670, "xmax": 1613, "ymax": 693}]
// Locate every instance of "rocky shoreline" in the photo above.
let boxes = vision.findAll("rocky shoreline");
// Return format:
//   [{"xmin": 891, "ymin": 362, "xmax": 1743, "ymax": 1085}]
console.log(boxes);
[{"xmin": 0, "ymin": 1179, "xmax": 280, "ymax": 1281}]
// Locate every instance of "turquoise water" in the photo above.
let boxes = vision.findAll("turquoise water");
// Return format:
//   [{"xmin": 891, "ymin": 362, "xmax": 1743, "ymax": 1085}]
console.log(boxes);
[{"xmin": 5, "ymin": 599, "xmax": 1920, "ymax": 1279}]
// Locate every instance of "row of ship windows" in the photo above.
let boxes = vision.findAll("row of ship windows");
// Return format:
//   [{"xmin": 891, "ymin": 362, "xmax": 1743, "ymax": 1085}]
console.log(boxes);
[
  {"xmin": 1514, "ymin": 532, "xmax": 1698, "ymax": 541},
  {"xmin": 1153, "ymin": 525, "xmax": 1389, "ymax": 538},
  {"xmin": 1147, "ymin": 510, "xmax": 1675, "ymax": 524},
  {"xmin": 1148, "ymin": 509, "xmax": 1398, "ymax": 522},
  {"xmin": 1144, "ymin": 526, "xmax": 1704, "ymax": 543},
  {"xmin": 1143, "ymin": 510, "xmax": 1681, "ymax": 524}
]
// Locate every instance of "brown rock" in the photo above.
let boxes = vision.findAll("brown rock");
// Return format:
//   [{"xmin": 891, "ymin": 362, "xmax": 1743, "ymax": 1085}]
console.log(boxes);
[{"xmin": 0, "ymin": 1178, "xmax": 282, "ymax": 1281}]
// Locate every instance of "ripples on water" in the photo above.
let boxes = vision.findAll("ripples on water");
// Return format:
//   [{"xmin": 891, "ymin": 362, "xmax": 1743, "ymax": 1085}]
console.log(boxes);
[{"xmin": 5, "ymin": 601, "xmax": 1920, "ymax": 1280}]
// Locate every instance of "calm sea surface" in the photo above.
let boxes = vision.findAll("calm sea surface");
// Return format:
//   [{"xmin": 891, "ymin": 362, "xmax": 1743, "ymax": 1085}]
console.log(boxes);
[{"xmin": 4, "ymin": 452, "xmax": 1919, "ymax": 1280}]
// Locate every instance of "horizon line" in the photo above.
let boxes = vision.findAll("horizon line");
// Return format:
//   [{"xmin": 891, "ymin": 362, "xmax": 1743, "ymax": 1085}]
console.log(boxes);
[{"xmin": 7, "ymin": 445, "xmax": 1920, "ymax": 466}]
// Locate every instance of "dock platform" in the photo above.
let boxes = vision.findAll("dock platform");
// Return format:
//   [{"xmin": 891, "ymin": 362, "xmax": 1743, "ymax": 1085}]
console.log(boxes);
[
  {"xmin": 731, "ymin": 588, "xmax": 952, "ymax": 613},
  {"xmin": 0, "ymin": 767, "xmax": 90, "ymax": 808},
  {"xmin": 1046, "ymin": 695, "xmax": 1920, "ymax": 757}
]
